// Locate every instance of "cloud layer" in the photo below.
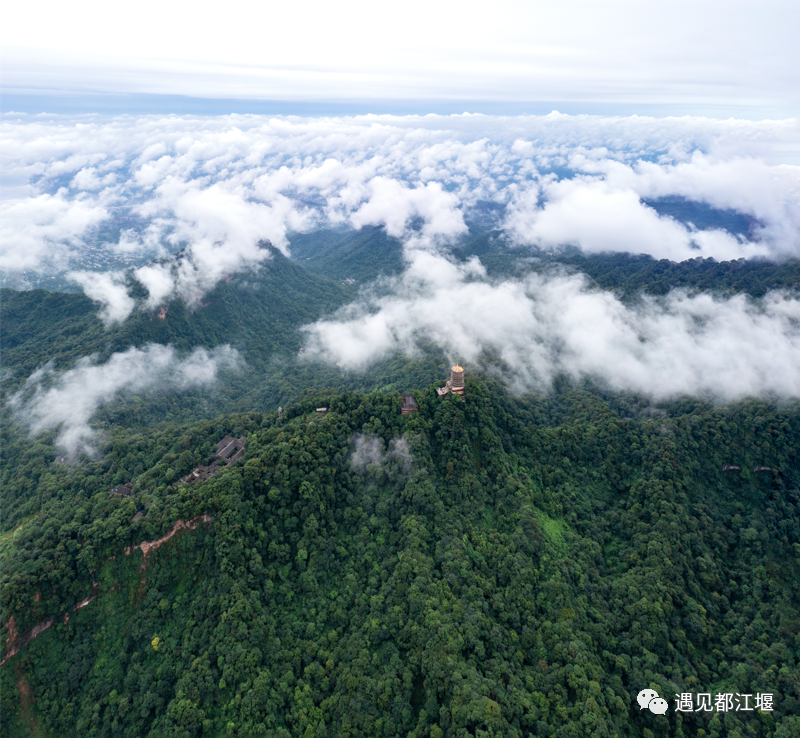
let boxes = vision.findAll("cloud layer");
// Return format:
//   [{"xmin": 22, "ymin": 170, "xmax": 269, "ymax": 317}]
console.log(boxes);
[
  {"xmin": 303, "ymin": 251, "xmax": 800, "ymax": 401},
  {"xmin": 9, "ymin": 344, "xmax": 241, "ymax": 454},
  {"xmin": 2, "ymin": 112, "xmax": 799, "ymax": 323},
  {"xmin": 3, "ymin": 1, "xmax": 798, "ymax": 113},
  {"xmin": 504, "ymin": 153, "xmax": 800, "ymax": 260},
  {"xmin": 0, "ymin": 191, "xmax": 108, "ymax": 271}
]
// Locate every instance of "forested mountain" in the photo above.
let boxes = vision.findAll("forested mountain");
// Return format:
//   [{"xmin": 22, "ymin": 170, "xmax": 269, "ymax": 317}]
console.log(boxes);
[
  {"xmin": 644, "ymin": 196, "xmax": 758, "ymax": 238},
  {"xmin": 1, "ymin": 378, "xmax": 799, "ymax": 737},
  {"xmin": 2, "ymin": 236, "xmax": 800, "ymax": 737},
  {"xmin": 287, "ymin": 227, "xmax": 405, "ymax": 283},
  {"xmin": 0, "ymin": 244, "xmax": 349, "ymax": 386},
  {"xmin": 451, "ymin": 233, "xmax": 800, "ymax": 299},
  {"xmin": 4, "ymin": 233, "xmax": 798, "ymax": 394}
]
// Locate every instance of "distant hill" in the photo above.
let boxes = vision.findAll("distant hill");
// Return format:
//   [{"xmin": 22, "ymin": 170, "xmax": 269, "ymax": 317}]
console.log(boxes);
[
  {"xmin": 543, "ymin": 251, "xmax": 800, "ymax": 298},
  {"xmin": 450, "ymin": 231, "xmax": 800, "ymax": 298},
  {"xmin": 288, "ymin": 225, "xmax": 405, "ymax": 283},
  {"xmin": 3, "ymin": 235, "xmax": 799, "ymax": 433},
  {"xmin": 1, "ymin": 245, "xmax": 348, "ymax": 385},
  {"xmin": 644, "ymin": 195, "xmax": 758, "ymax": 236}
]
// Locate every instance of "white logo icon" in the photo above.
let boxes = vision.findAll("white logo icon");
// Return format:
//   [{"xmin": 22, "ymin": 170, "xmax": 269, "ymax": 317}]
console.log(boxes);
[{"xmin": 638, "ymin": 689, "xmax": 668, "ymax": 714}]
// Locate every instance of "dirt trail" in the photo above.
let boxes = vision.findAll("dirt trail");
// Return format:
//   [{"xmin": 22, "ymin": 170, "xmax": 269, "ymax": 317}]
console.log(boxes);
[
  {"xmin": 2, "ymin": 515, "xmax": 212, "ymax": 665},
  {"xmin": 125, "ymin": 514, "xmax": 212, "ymax": 558},
  {"xmin": 1, "ymin": 618, "xmax": 54, "ymax": 665},
  {"xmin": 16, "ymin": 668, "xmax": 38, "ymax": 731}
]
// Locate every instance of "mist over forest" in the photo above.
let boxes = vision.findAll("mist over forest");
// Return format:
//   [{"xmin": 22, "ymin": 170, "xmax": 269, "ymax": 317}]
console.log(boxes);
[{"xmin": 2, "ymin": 110, "xmax": 800, "ymax": 737}]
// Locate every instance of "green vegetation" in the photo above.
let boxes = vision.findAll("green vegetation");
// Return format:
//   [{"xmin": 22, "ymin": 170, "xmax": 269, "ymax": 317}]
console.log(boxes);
[
  {"xmin": 0, "ymin": 244, "xmax": 349, "ymax": 387},
  {"xmin": 553, "ymin": 251, "xmax": 800, "ymax": 299},
  {"xmin": 453, "ymin": 231, "xmax": 800, "ymax": 299},
  {"xmin": 2, "ymin": 378, "xmax": 799, "ymax": 737},
  {"xmin": 287, "ymin": 226, "xmax": 405, "ymax": 283},
  {"xmin": 2, "ymin": 236, "xmax": 800, "ymax": 736}
]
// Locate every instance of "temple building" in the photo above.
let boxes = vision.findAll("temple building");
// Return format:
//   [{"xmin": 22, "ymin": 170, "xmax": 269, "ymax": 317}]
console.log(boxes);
[
  {"xmin": 401, "ymin": 393, "xmax": 418, "ymax": 415},
  {"xmin": 175, "ymin": 435, "xmax": 246, "ymax": 487},
  {"xmin": 450, "ymin": 365, "xmax": 465, "ymax": 395},
  {"xmin": 436, "ymin": 365, "xmax": 466, "ymax": 397}
]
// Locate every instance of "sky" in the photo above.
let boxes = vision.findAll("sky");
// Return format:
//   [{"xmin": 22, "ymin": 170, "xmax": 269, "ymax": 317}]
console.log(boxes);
[
  {"xmin": 3, "ymin": 0, "xmax": 799, "ymax": 117},
  {"xmin": 3, "ymin": 0, "xmax": 800, "ymax": 441}
]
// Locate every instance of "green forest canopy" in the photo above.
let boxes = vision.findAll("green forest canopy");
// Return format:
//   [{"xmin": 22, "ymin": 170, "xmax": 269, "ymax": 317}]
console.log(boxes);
[
  {"xmin": 2, "ymin": 238, "xmax": 800, "ymax": 736},
  {"xmin": 1, "ymin": 377, "xmax": 799, "ymax": 737}
]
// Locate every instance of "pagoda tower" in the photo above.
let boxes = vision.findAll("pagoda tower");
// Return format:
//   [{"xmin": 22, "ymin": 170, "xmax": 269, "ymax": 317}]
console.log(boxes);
[{"xmin": 450, "ymin": 365, "xmax": 465, "ymax": 395}]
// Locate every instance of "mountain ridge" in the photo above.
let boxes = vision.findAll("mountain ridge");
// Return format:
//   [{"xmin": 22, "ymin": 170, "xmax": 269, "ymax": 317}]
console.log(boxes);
[{"xmin": 1, "ymin": 377, "xmax": 799, "ymax": 736}]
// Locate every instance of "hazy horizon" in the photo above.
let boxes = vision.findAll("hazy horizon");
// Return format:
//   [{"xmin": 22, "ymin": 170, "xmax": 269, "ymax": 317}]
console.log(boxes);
[
  {"xmin": 4, "ymin": 0, "xmax": 799, "ymax": 118},
  {"xmin": 3, "ymin": 0, "xmax": 799, "ymax": 409}
]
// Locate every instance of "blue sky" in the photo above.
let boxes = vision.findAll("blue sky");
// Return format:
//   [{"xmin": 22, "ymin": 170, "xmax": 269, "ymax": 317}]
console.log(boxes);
[{"xmin": 3, "ymin": 0, "xmax": 799, "ymax": 118}]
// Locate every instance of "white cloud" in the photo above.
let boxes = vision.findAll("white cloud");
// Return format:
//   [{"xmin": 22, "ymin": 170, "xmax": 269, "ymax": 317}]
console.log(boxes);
[
  {"xmin": 2, "ymin": 112, "xmax": 799, "ymax": 313},
  {"xmin": 109, "ymin": 225, "xmax": 165, "ymax": 255},
  {"xmin": 0, "ymin": 191, "xmax": 108, "ymax": 271},
  {"xmin": 351, "ymin": 433, "xmax": 412, "ymax": 473},
  {"xmin": 504, "ymin": 181, "xmax": 772, "ymax": 261},
  {"xmin": 134, "ymin": 263, "xmax": 175, "ymax": 309},
  {"xmin": 2, "ymin": 113, "xmax": 799, "ymax": 405},
  {"xmin": 503, "ymin": 149, "xmax": 800, "ymax": 260},
  {"xmin": 351, "ymin": 434, "xmax": 385, "ymax": 470},
  {"xmin": 303, "ymin": 251, "xmax": 800, "ymax": 401},
  {"xmin": 68, "ymin": 270, "xmax": 135, "ymax": 324},
  {"xmin": 558, "ymin": 153, "xmax": 800, "ymax": 254},
  {"xmin": 71, "ymin": 167, "xmax": 116, "ymax": 191},
  {"xmin": 9, "ymin": 344, "xmax": 242, "ymax": 454},
  {"xmin": 128, "ymin": 180, "xmax": 320, "ymax": 306},
  {"xmin": 349, "ymin": 177, "xmax": 467, "ymax": 245}
]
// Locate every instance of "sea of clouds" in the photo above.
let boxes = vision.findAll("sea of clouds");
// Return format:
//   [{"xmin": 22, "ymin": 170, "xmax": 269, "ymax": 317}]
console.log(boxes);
[
  {"xmin": 3, "ymin": 113, "xmax": 799, "ymax": 290},
  {"xmin": 3, "ymin": 111, "xmax": 800, "ymax": 406}
]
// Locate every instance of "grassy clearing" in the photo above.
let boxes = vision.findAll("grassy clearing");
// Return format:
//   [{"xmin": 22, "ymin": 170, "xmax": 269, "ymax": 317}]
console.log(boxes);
[{"xmin": 535, "ymin": 510, "xmax": 569, "ymax": 554}]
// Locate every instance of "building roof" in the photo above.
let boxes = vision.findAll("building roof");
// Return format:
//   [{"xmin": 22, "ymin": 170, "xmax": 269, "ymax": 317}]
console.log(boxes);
[
  {"xmin": 111, "ymin": 483, "xmax": 134, "ymax": 497},
  {"xmin": 217, "ymin": 435, "xmax": 235, "ymax": 451},
  {"xmin": 216, "ymin": 435, "xmax": 245, "ymax": 461},
  {"xmin": 451, "ymin": 365, "xmax": 463, "ymax": 372}
]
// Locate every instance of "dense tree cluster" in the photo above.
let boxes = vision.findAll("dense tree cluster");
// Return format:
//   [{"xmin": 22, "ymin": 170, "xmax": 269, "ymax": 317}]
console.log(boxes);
[
  {"xmin": 556, "ymin": 252, "xmax": 800, "ymax": 300},
  {"xmin": 2, "ymin": 378, "xmax": 799, "ymax": 737},
  {"xmin": 455, "ymin": 231, "xmax": 800, "ymax": 300},
  {"xmin": 3, "ymin": 236, "xmax": 800, "ymax": 735}
]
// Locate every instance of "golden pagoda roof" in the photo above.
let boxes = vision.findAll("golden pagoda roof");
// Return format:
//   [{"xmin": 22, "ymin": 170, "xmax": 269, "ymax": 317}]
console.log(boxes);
[{"xmin": 451, "ymin": 365, "xmax": 463, "ymax": 372}]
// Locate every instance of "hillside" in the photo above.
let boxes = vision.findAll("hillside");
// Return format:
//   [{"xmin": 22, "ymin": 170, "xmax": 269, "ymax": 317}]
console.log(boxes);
[
  {"xmin": 2, "ymin": 378, "xmax": 799, "ymax": 737},
  {"xmin": 451, "ymin": 233, "xmax": 800, "ymax": 299},
  {"xmin": 4, "ymin": 235, "xmax": 799, "ymax": 394},
  {"xmin": 3, "ymin": 236, "xmax": 800, "ymax": 736},
  {"xmin": 287, "ymin": 226, "xmax": 406, "ymax": 283},
  {"xmin": 0, "ymin": 245, "xmax": 349, "ymax": 385}
]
